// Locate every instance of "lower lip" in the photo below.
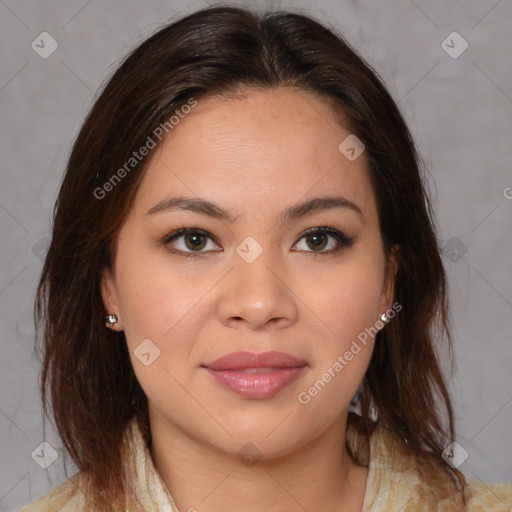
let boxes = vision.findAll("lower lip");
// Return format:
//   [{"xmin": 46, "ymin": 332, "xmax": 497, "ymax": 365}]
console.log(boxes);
[{"xmin": 203, "ymin": 367, "xmax": 307, "ymax": 399}]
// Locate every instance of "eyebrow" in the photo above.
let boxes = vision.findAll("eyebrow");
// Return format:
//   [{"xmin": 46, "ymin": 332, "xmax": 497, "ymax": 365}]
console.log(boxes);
[{"xmin": 146, "ymin": 195, "xmax": 364, "ymax": 223}]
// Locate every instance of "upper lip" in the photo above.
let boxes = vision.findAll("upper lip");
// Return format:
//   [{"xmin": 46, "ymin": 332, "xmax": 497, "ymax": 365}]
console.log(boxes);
[{"xmin": 202, "ymin": 351, "xmax": 308, "ymax": 370}]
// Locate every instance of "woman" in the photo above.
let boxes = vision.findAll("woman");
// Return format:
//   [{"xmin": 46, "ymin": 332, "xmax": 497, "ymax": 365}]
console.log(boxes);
[{"xmin": 18, "ymin": 4, "xmax": 512, "ymax": 511}]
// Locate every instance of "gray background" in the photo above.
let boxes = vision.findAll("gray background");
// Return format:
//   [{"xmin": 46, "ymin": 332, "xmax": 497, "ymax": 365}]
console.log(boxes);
[{"xmin": 1, "ymin": 0, "xmax": 511, "ymax": 510}]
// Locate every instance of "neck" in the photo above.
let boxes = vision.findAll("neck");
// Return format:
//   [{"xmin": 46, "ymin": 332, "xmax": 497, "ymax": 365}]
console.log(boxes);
[{"xmin": 148, "ymin": 409, "xmax": 368, "ymax": 512}]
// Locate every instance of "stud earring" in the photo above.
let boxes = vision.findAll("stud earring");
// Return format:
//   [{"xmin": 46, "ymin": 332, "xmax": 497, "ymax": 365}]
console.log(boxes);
[
  {"xmin": 105, "ymin": 314, "xmax": 118, "ymax": 327},
  {"xmin": 380, "ymin": 313, "xmax": 388, "ymax": 322}
]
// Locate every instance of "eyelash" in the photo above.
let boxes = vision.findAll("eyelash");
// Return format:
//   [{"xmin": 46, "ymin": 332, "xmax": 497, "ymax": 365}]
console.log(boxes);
[{"xmin": 159, "ymin": 223, "xmax": 356, "ymax": 259}]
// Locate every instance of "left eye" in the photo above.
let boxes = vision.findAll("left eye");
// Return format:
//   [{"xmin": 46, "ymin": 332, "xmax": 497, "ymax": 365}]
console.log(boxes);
[
  {"xmin": 294, "ymin": 227, "xmax": 354, "ymax": 253},
  {"xmin": 161, "ymin": 226, "xmax": 355, "ymax": 257}
]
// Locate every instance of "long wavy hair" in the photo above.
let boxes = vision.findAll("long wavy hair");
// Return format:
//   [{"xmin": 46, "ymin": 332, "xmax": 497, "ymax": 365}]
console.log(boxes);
[{"xmin": 35, "ymin": 4, "xmax": 464, "ymax": 509}]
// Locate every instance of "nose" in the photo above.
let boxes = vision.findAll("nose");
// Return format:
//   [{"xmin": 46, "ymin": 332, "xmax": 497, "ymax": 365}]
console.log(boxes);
[{"xmin": 216, "ymin": 245, "xmax": 298, "ymax": 331}]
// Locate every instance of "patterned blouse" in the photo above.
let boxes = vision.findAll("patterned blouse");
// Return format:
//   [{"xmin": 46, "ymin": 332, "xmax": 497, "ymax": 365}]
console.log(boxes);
[{"xmin": 18, "ymin": 414, "xmax": 512, "ymax": 511}]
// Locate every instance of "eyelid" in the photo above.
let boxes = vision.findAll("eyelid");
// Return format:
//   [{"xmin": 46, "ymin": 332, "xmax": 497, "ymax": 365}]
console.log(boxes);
[
  {"xmin": 159, "ymin": 225, "xmax": 356, "ymax": 257},
  {"xmin": 298, "ymin": 226, "xmax": 356, "ymax": 249},
  {"xmin": 160, "ymin": 226, "xmax": 212, "ymax": 242}
]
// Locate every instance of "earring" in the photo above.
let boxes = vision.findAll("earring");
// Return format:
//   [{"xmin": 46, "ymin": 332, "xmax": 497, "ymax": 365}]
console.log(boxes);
[
  {"xmin": 380, "ymin": 313, "xmax": 388, "ymax": 322},
  {"xmin": 105, "ymin": 314, "xmax": 118, "ymax": 327}
]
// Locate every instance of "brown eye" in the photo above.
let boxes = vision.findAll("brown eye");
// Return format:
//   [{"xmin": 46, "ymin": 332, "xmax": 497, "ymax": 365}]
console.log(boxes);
[
  {"xmin": 305, "ymin": 232, "xmax": 328, "ymax": 251},
  {"xmin": 294, "ymin": 227, "xmax": 355, "ymax": 254},
  {"xmin": 161, "ymin": 225, "xmax": 355, "ymax": 258},
  {"xmin": 183, "ymin": 232, "xmax": 207, "ymax": 251},
  {"xmin": 162, "ymin": 228, "xmax": 219, "ymax": 256}
]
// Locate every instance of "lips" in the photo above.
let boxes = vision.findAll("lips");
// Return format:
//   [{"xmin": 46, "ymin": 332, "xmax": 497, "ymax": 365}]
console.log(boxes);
[
  {"xmin": 203, "ymin": 350, "xmax": 307, "ymax": 370},
  {"xmin": 202, "ymin": 351, "xmax": 308, "ymax": 399}
]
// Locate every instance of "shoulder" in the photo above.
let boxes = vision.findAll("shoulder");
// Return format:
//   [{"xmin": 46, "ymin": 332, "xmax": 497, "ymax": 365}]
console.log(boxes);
[
  {"xmin": 378, "ymin": 427, "xmax": 512, "ymax": 511},
  {"xmin": 459, "ymin": 480, "xmax": 512, "ymax": 511},
  {"xmin": 15, "ymin": 473, "xmax": 83, "ymax": 512},
  {"xmin": 346, "ymin": 415, "xmax": 512, "ymax": 511},
  {"xmin": 399, "ymin": 477, "xmax": 512, "ymax": 511}
]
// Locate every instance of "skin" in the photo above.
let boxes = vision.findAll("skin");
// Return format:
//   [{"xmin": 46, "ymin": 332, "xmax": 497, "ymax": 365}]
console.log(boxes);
[{"xmin": 101, "ymin": 87, "xmax": 399, "ymax": 512}]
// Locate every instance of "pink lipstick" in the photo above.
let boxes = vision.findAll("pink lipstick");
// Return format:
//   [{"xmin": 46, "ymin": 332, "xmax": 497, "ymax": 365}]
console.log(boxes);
[{"xmin": 202, "ymin": 351, "xmax": 307, "ymax": 399}]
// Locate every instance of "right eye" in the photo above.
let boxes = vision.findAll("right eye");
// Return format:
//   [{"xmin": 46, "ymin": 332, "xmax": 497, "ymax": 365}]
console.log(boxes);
[{"xmin": 161, "ymin": 227, "xmax": 221, "ymax": 258}]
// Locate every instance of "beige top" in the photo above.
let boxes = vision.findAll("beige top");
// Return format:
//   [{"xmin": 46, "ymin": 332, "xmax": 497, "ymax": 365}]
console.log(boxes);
[{"xmin": 17, "ymin": 415, "xmax": 512, "ymax": 511}]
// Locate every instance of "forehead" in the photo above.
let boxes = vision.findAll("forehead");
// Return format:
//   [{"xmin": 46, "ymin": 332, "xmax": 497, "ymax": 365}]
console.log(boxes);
[{"xmin": 131, "ymin": 87, "xmax": 378, "ymax": 224}]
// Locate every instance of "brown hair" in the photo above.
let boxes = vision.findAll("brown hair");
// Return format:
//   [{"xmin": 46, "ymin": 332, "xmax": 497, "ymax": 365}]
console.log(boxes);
[{"xmin": 35, "ymin": 3, "xmax": 465, "ymax": 509}]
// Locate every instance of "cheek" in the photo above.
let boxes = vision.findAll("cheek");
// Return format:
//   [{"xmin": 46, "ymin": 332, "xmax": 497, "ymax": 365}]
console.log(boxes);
[
  {"xmin": 294, "ymin": 263, "xmax": 381, "ymax": 422},
  {"xmin": 114, "ymin": 254, "xmax": 201, "ymax": 407},
  {"xmin": 113, "ymin": 239, "xmax": 201, "ymax": 343},
  {"xmin": 301, "ymin": 257, "xmax": 384, "ymax": 345},
  {"xmin": 113, "ymin": 241, "xmax": 214, "ymax": 399}
]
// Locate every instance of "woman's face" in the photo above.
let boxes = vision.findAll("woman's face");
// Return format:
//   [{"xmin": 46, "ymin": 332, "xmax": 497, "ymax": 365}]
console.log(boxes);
[{"xmin": 101, "ymin": 87, "xmax": 398, "ymax": 458}]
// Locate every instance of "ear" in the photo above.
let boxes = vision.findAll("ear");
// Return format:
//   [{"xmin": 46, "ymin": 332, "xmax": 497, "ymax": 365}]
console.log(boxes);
[
  {"xmin": 378, "ymin": 244, "xmax": 399, "ymax": 317},
  {"xmin": 100, "ymin": 266, "xmax": 123, "ymax": 331}
]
